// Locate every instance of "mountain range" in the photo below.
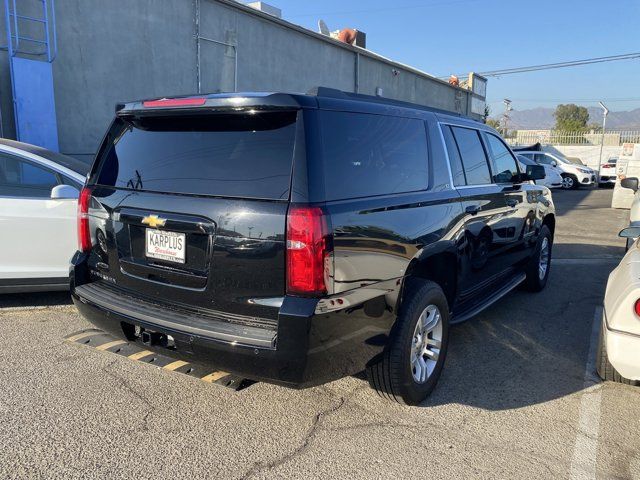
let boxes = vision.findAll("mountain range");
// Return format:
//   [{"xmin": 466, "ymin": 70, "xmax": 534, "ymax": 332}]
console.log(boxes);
[{"xmin": 493, "ymin": 107, "xmax": 640, "ymax": 130}]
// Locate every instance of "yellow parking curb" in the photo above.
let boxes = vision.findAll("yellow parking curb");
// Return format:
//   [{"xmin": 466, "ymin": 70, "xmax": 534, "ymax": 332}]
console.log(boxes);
[
  {"xmin": 64, "ymin": 329, "xmax": 252, "ymax": 391},
  {"xmin": 163, "ymin": 360, "xmax": 189, "ymax": 371},
  {"xmin": 95, "ymin": 340, "xmax": 127, "ymax": 351},
  {"xmin": 201, "ymin": 371, "xmax": 229, "ymax": 383},
  {"xmin": 128, "ymin": 350, "xmax": 154, "ymax": 361},
  {"xmin": 65, "ymin": 331, "xmax": 102, "ymax": 343}
]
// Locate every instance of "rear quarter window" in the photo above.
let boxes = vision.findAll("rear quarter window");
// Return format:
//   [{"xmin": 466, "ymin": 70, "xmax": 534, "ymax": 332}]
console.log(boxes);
[
  {"xmin": 92, "ymin": 111, "xmax": 298, "ymax": 200},
  {"xmin": 318, "ymin": 111, "xmax": 429, "ymax": 201}
]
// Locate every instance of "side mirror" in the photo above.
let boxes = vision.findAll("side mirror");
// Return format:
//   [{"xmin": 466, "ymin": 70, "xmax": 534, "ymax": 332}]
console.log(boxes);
[
  {"xmin": 526, "ymin": 164, "xmax": 546, "ymax": 181},
  {"xmin": 621, "ymin": 177, "xmax": 639, "ymax": 192},
  {"xmin": 551, "ymin": 161, "xmax": 557, "ymax": 167},
  {"xmin": 619, "ymin": 225, "xmax": 640, "ymax": 238},
  {"xmin": 51, "ymin": 184, "xmax": 80, "ymax": 200}
]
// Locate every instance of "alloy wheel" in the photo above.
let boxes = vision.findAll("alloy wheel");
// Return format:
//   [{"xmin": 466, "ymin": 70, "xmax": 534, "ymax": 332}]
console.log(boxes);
[
  {"xmin": 539, "ymin": 237, "xmax": 550, "ymax": 280},
  {"xmin": 562, "ymin": 176, "xmax": 574, "ymax": 189},
  {"xmin": 410, "ymin": 305, "xmax": 443, "ymax": 384}
]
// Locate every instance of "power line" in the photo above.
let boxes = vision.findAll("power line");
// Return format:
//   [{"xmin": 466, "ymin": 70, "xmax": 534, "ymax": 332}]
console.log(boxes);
[{"xmin": 449, "ymin": 52, "xmax": 640, "ymax": 78}]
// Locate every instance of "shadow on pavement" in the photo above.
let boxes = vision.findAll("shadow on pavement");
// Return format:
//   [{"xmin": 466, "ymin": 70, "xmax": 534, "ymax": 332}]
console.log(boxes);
[
  {"xmin": 552, "ymin": 187, "xmax": 607, "ymax": 217},
  {"xmin": 0, "ymin": 291, "xmax": 72, "ymax": 309},
  {"xmin": 553, "ymin": 242, "xmax": 624, "ymax": 259},
  {"xmin": 424, "ymin": 244, "xmax": 617, "ymax": 410}
]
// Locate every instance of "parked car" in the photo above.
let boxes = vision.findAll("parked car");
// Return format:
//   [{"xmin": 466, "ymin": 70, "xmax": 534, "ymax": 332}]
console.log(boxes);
[
  {"xmin": 599, "ymin": 157, "xmax": 618, "ymax": 187},
  {"xmin": 517, "ymin": 154, "xmax": 562, "ymax": 189},
  {"xmin": 70, "ymin": 88, "xmax": 555, "ymax": 405},
  {"xmin": 566, "ymin": 156, "xmax": 585, "ymax": 166},
  {"xmin": 0, "ymin": 139, "xmax": 88, "ymax": 293},
  {"xmin": 518, "ymin": 150, "xmax": 596, "ymax": 189},
  {"xmin": 597, "ymin": 224, "xmax": 640, "ymax": 386}
]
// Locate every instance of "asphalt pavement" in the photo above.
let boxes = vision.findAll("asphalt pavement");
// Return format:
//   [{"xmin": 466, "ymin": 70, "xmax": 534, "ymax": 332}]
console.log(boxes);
[{"xmin": 1, "ymin": 188, "xmax": 639, "ymax": 479}]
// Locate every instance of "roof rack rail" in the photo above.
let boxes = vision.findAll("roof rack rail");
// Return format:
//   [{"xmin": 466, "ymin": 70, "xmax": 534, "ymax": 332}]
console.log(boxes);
[{"xmin": 307, "ymin": 86, "xmax": 468, "ymax": 119}]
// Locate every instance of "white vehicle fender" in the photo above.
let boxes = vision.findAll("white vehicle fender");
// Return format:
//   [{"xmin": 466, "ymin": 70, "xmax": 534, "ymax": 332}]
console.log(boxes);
[{"xmin": 605, "ymin": 251, "xmax": 640, "ymax": 336}]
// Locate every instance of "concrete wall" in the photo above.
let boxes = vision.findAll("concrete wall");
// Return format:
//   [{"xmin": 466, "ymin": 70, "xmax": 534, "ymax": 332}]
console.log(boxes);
[{"xmin": 3, "ymin": 0, "xmax": 481, "ymax": 162}]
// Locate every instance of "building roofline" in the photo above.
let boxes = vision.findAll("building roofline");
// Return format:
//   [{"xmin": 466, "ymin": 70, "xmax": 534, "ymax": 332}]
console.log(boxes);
[{"xmin": 214, "ymin": 0, "xmax": 472, "ymax": 94}]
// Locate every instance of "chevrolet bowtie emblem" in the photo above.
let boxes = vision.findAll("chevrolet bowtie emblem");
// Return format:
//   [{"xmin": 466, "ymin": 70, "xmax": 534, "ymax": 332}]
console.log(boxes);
[{"xmin": 141, "ymin": 215, "xmax": 167, "ymax": 228}]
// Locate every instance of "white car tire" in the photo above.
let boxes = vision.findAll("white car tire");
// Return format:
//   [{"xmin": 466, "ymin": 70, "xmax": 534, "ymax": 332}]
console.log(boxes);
[{"xmin": 561, "ymin": 174, "xmax": 578, "ymax": 190}]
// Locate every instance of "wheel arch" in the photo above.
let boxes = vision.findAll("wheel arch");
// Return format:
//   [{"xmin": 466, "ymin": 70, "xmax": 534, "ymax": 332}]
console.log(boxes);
[{"xmin": 401, "ymin": 242, "xmax": 458, "ymax": 313}]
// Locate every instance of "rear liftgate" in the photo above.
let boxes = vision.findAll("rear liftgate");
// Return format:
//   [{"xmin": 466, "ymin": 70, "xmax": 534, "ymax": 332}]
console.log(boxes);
[{"xmin": 65, "ymin": 329, "xmax": 253, "ymax": 391}]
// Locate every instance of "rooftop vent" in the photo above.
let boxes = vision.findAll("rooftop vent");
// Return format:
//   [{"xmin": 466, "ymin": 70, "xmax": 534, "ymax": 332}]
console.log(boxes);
[
  {"xmin": 246, "ymin": 1, "xmax": 282, "ymax": 18},
  {"xmin": 318, "ymin": 20, "xmax": 366, "ymax": 49}
]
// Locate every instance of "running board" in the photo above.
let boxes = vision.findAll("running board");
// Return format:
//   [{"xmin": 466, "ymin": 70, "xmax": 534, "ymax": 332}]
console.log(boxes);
[
  {"xmin": 64, "ymin": 328, "xmax": 254, "ymax": 391},
  {"xmin": 450, "ymin": 273, "xmax": 526, "ymax": 325}
]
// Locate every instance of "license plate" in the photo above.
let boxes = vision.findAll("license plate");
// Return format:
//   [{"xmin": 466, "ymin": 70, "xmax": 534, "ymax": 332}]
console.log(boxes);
[{"xmin": 145, "ymin": 229, "xmax": 186, "ymax": 264}]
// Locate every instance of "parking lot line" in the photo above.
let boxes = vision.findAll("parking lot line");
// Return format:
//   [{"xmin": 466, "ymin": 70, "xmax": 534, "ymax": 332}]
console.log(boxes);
[{"xmin": 569, "ymin": 306, "xmax": 603, "ymax": 480}]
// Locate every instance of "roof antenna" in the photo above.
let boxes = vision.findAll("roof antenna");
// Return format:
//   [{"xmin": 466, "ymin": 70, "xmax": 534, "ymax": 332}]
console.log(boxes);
[{"xmin": 318, "ymin": 19, "xmax": 330, "ymax": 36}]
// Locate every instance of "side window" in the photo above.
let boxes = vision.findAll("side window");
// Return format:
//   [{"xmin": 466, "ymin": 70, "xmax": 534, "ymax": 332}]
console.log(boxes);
[
  {"xmin": 61, "ymin": 175, "xmax": 83, "ymax": 190},
  {"xmin": 0, "ymin": 154, "xmax": 59, "ymax": 198},
  {"xmin": 442, "ymin": 125, "xmax": 466, "ymax": 186},
  {"xmin": 485, "ymin": 133, "xmax": 519, "ymax": 183},
  {"xmin": 535, "ymin": 153, "xmax": 554, "ymax": 165},
  {"xmin": 450, "ymin": 126, "xmax": 492, "ymax": 185},
  {"xmin": 319, "ymin": 112, "xmax": 429, "ymax": 201}
]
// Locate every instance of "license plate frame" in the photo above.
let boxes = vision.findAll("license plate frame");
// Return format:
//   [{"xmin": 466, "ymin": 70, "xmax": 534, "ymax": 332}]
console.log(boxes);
[{"xmin": 145, "ymin": 229, "xmax": 186, "ymax": 264}]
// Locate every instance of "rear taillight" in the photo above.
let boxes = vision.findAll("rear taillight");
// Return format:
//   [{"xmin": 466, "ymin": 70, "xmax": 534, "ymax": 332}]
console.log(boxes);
[
  {"xmin": 286, "ymin": 206, "xmax": 331, "ymax": 296},
  {"xmin": 635, "ymin": 299, "xmax": 640, "ymax": 317},
  {"xmin": 77, "ymin": 187, "xmax": 92, "ymax": 252},
  {"xmin": 143, "ymin": 97, "xmax": 206, "ymax": 108}
]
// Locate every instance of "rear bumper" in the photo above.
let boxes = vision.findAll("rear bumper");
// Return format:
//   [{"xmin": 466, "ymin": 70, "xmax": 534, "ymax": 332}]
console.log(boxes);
[
  {"xmin": 603, "ymin": 310, "xmax": 640, "ymax": 381},
  {"xmin": 70, "ymin": 252, "xmax": 394, "ymax": 388},
  {"xmin": 599, "ymin": 175, "xmax": 616, "ymax": 184}
]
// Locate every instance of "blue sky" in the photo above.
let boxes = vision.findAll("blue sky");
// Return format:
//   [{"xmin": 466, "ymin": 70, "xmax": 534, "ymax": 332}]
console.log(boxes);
[{"xmin": 271, "ymin": 0, "xmax": 640, "ymax": 113}]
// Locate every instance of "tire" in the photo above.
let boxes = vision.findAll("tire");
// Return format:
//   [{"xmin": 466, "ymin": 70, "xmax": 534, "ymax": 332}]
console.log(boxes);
[
  {"xmin": 523, "ymin": 225, "xmax": 552, "ymax": 292},
  {"xmin": 561, "ymin": 174, "xmax": 578, "ymax": 190},
  {"xmin": 366, "ymin": 279, "xmax": 449, "ymax": 405},
  {"xmin": 596, "ymin": 323, "xmax": 638, "ymax": 385}
]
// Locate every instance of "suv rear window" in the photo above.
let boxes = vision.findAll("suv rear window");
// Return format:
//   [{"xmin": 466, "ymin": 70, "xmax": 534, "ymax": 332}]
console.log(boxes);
[
  {"xmin": 93, "ymin": 111, "xmax": 297, "ymax": 200},
  {"xmin": 318, "ymin": 111, "xmax": 428, "ymax": 201}
]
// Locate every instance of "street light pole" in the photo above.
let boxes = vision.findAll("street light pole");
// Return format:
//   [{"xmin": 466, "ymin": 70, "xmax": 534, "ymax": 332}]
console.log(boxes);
[
  {"xmin": 598, "ymin": 101, "xmax": 609, "ymax": 172},
  {"xmin": 502, "ymin": 99, "xmax": 512, "ymax": 138}
]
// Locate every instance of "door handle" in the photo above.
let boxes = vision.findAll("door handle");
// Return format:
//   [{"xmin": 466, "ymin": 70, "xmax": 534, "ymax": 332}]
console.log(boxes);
[
  {"xmin": 465, "ymin": 205, "xmax": 481, "ymax": 216},
  {"xmin": 506, "ymin": 199, "xmax": 519, "ymax": 208}
]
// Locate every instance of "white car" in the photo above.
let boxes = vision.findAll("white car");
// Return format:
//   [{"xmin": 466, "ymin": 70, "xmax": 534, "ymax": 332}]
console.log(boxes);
[
  {"xmin": 618, "ymin": 176, "xmax": 640, "ymax": 250},
  {"xmin": 0, "ymin": 139, "xmax": 88, "ymax": 293},
  {"xmin": 518, "ymin": 150, "xmax": 597, "ymax": 190},
  {"xmin": 599, "ymin": 157, "xmax": 618, "ymax": 187},
  {"xmin": 516, "ymin": 154, "xmax": 563, "ymax": 189},
  {"xmin": 598, "ymin": 224, "xmax": 640, "ymax": 385}
]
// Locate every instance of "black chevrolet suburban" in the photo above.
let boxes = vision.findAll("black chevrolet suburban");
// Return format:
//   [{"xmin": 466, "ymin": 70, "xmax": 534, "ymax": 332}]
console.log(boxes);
[{"xmin": 71, "ymin": 88, "xmax": 554, "ymax": 405}]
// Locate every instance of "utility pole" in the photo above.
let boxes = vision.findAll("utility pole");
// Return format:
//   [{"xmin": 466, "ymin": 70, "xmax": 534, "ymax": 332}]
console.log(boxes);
[
  {"xmin": 502, "ymin": 99, "xmax": 512, "ymax": 138},
  {"xmin": 598, "ymin": 101, "xmax": 609, "ymax": 172}
]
